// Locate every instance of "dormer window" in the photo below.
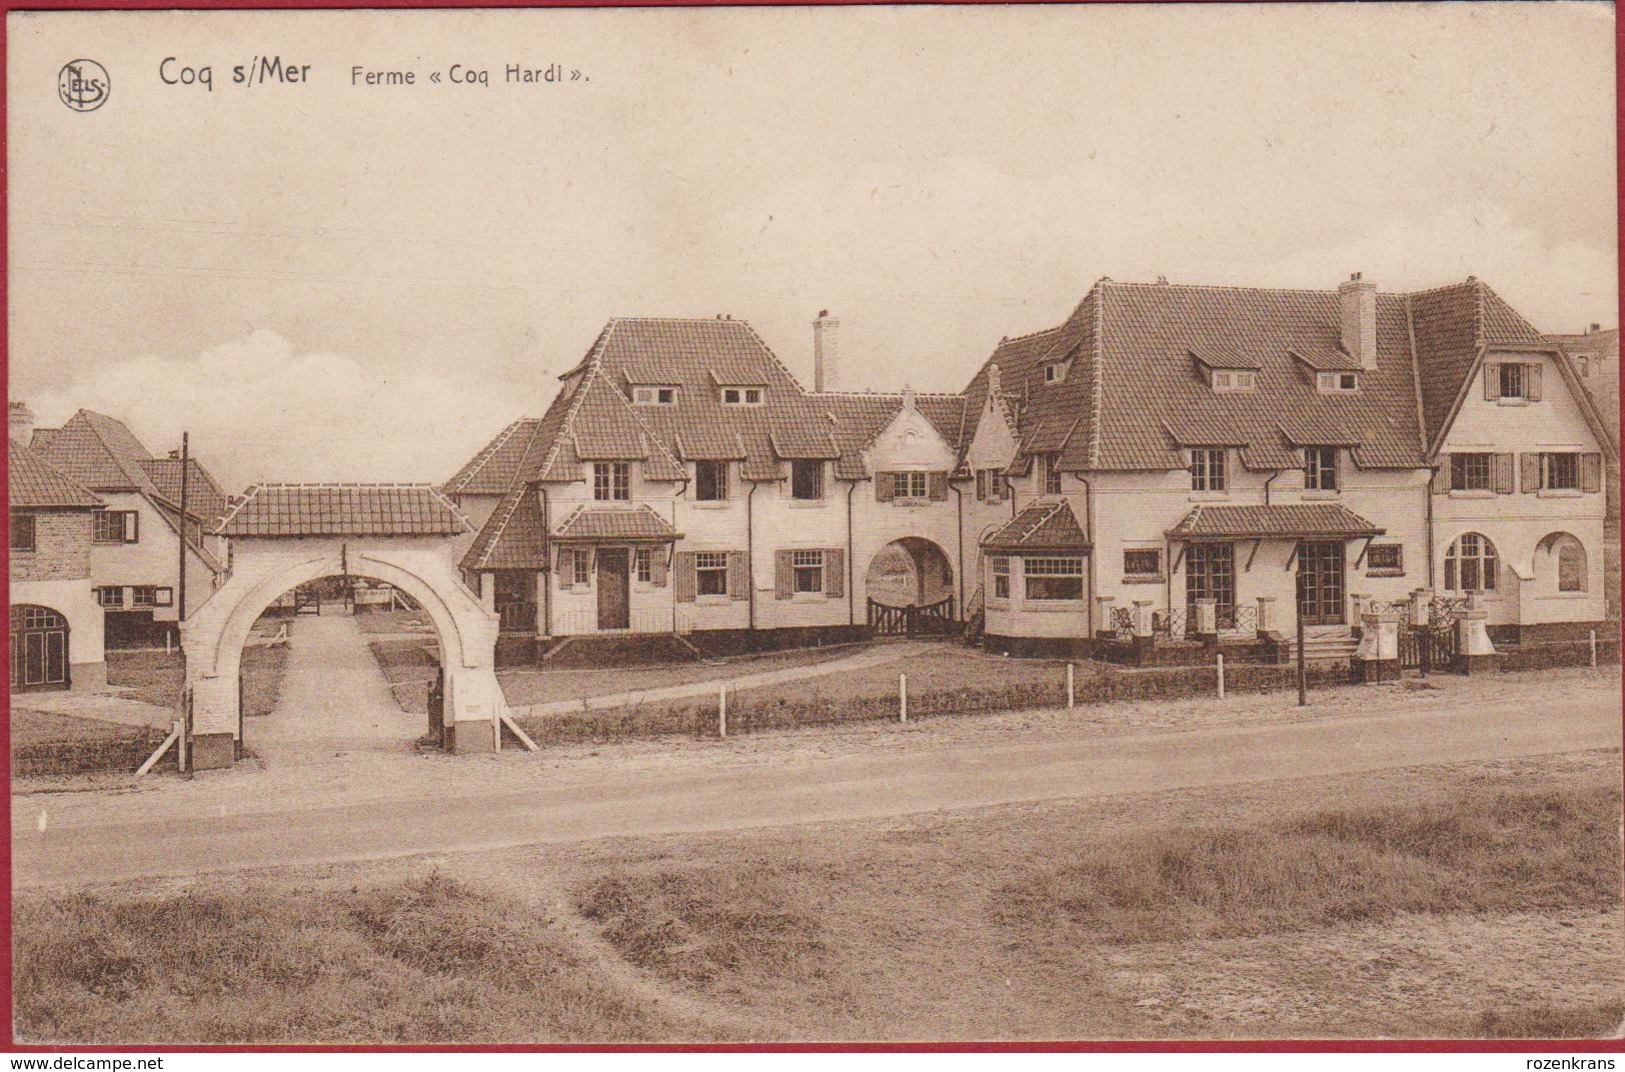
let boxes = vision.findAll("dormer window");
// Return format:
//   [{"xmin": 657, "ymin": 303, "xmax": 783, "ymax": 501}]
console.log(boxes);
[
  {"xmin": 722, "ymin": 386, "xmax": 764, "ymax": 405},
  {"xmin": 1210, "ymin": 369, "xmax": 1255, "ymax": 392},
  {"xmin": 1045, "ymin": 361, "xmax": 1069, "ymax": 384},
  {"xmin": 632, "ymin": 385, "xmax": 677, "ymax": 405},
  {"xmin": 1317, "ymin": 371, "xmax": 1359, "ymax": 393}
]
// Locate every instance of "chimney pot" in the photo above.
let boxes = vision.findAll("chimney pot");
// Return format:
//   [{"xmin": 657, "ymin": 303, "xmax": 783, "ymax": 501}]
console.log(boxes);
[
  {"xmin": 1590, "ymin": 322, "xmax": 1601, "ymax": 334},
  {"xmin": 8, "ymin": 401, "xmax": 35, "ymax": 447},
  {"xmin": 813, "ymin": 310, "xmax": 840, "ymax": 393},
  {"xmin": 1337, "ymin": 274, "xmax": 1379, "ymax": 371}
]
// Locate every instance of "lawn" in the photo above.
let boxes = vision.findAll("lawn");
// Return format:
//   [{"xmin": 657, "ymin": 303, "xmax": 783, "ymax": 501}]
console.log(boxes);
[
  {"xmin": 106, "ymin": 616, "xmax": 291, "ymax": 717},
  {"xmin": 499, "ymin": 643, "xmax": 867, "ymax": 707},
  {"xmin": 11, "ymin": 710, "xmax": 158, "ymax": 747}
]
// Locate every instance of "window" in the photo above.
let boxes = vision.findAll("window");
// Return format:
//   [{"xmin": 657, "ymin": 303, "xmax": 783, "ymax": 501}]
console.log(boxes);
[
  {"xmin": 722, "ymin": 386, "xmax": 764, "ymax": 405},
  {"xmin": 1576, "ymin": 355, "xmax": 1592, "ymax": 378},
  {"xmin": 791, "ymin": 460, "xmax": 823, "ymax": 501},
  {"xmin": 1045, "ymin": 362, "xmax": 1068, "ymax": 384},
  {"xmin": 94, "ymin": 509, "xmax": 138, "ymax": 544},
  {"xmin": 95, "ymin": 586, "xmax": 123, "ymax": 608},
  {"xmin": 132, "ymin": 586, "xmax": 157, "ymax": 608},
  {"xmin": 1450, "ymin": 453, "xmax": 1492, "ymax": 491},
  {"xmin": 1544, "ymin": 452, "xmax": 1581, "ymax": 491},
  {"xmin": 1558, "ymin": 541, "xmax": 1587, "ymax": 593},
  {"xmin": 1189, "ymin": 449, "xmax": 1227, "ymax": 492},
  {"xmin": 1037, "ymin": 454, "xmax": 1062, "ymax": 495},
  {"xmin": 695, "ymin": 552, "xmax": 729, "ymax": 596},
  {"xmin": 572, "ymin": 550, "xmax": 591, "ymax": 587},
  {"xmin": 632, "ymin": 385, "xmax": 677, "ymax": 405},
  {"xmin": 1499, "ymin": 363, "xmax": 1525, "ymax": 399},
  {"xmin": 1303, "ymin": 446, "xmax": 1338, "ymax": 491},
  {"xmin": 792, "ymin": 549, "xmax": 825, "ymax": 594},
  {"xmin": 1211, "ymin": 370, "xmax": 1256, "ymax": 392},
  {"xmin": 991, "ymin": 555, "xmax": 1010, "ymax": 600},
  {"xmin": 1123, "ymin": 548, "xmax": 1162, "ymax": 578},
  {"xmin": 695, "ymin": 461, "xmax": 728, "ymax": 502},
  {"xmin": 1444, "ymin": 533, "xmax": 1499, "ymax": 593},
  {"xmin": 894, "ymin": 471, "xmax": 929, "ymax": 499},
  {"xmin": 10, "ymin": 513, "xmax": 36, "ymax": 551},
  {"xmin": 593, "ymin": 462, "xmax": 630, "ymax": 502},
  {"xmin": 1024, "ymin": 556, "xmax": 1085, "ymax": 601},
  {"xmin": 1366, "ymin": 544, "xmax": 1404, "ymax": 576},
  {"xmin": 1316, "ymin": 371, "xmax": 1359, "ymax": 393},
  {"xmin": 977, "ymin": 468, "xmax": 1008, "ymax": 504},
  {"xmin": 634, "ymin": 548, "xmax": 653, "ymax": 583}
]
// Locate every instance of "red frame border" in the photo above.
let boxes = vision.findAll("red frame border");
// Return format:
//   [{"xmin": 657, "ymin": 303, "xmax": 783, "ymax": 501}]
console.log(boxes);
[{"xmin": 1, "ymin": 0, "xmax": 1621, "ymax": 1054}]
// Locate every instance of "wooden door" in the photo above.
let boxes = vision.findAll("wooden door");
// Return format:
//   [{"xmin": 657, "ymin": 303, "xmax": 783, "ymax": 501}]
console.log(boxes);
[
  {"xmin": 1297, "ymin": 540, "xmax": 1346, "ymax": 626},
  {"xmin": 597, "ymin": 548, "xmax": 631, "ymax": 630},
  {"xmin": 10, "ymin": 605, "xmax": 68, "ymax": 691}
]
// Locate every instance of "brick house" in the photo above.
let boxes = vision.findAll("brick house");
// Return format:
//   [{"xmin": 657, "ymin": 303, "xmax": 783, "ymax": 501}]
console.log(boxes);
[
  {"xmin": 22, "ymin": 407, "xmax": 230, "ymax": 648},
  {"xmin": 448, "ymin": 275, "xmax": 1615, "ymax": 665},
  {"xmin": 9, "ymin": 429, "xmax": 106, "ymax": 690}
]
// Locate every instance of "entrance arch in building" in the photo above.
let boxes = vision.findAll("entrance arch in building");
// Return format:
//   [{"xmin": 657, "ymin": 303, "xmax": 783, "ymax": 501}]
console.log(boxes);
[
  {"xmin": 179, "ymin": 484, "xmax": 503, "ymax": 769},
  {"xmin": 865, "ymin": 537, "xmax": 956, "ymax": 636}
]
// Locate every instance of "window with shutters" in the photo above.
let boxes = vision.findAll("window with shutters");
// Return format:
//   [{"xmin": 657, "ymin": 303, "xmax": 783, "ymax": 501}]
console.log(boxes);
[
  {"xmin": 1499, "ymin": 363, "xmax": 1526, "ymax": 399},
  {"xmin": 695, "ymin": 461, "xmax": 728, "ymax": 502},
  {"xmin": 1024, "ymin": 556, "xmax": 1084, "ymax": 600},
  {"xmin": 695, "ymin": 552, "xmax": 729, "ymax": 596},
  {"xmin": 792, "ymin": 550, "xmax": 825, "ymax": 594},
  {"xmin": 1366, "ymin": 544, "xmax": 1404, "ymax": 576},
  {"xmin": 1450, "ymin": 453, "xmax": 1492, "ymax": 492},
  {"xmin": 892, "ymin": 471, "xmax": 929, "ymax": 499},
  {"xmin": 791, "ymin": 460, "xmax": 823, "ymax": 501},
  {"xmin": 10, "ymin": 513, "xmax": 35, "ymax": 552},
  {"xmin": 991, "ymin": 555, "xmax": 1010, "ymax": 600},
  {"xmin": 572, "ymin": 550, "xmax": 591, "ymax": 587},
  {"xmin": 1037, "ymin": 454, "xmax": 1062, "ymax": 495},
  {"xmin": 979, "ymin": 469, "xmax": 1007, "ymax": 503},
  {"xmin": 1189, "ymin": 449, "xmax": 1226, "ymax": 492},
  {"xmin": 593, "ymin": 463, "xmax": 630, "ymax": 501},
  {"xmin": 1444, "ymin": 533, "xmax": 1498, "ymax": 593},
  {"xmin": 634, "ymin": 548, "xmax": 653, "ymax": 583},
  {"xmin": 94, "ymin": 509, "xmax": 138, "ymax": 544},
  {"xmin": 1543, "ymin": 452, "xmax": 1581, "ymax": 491},
  {"xmin": 1303, "ymin": 447, "xmax": 1338, "ymax": 491}
]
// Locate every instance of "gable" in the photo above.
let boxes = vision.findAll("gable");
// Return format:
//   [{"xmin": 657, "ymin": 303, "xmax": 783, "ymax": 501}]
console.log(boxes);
[
  {"xmin": 1440, "ymin": 348, "xmax": 1607, "ymax": 455},
  {"xmin": 866, "ymin": 401, "xmax": 957, "ymax": 471}
]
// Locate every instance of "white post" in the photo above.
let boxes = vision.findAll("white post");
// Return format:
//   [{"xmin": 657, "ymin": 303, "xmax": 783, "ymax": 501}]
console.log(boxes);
[
  {"xmin": 1590, "ymin": 629, "xmax": 1598, "ymax": 668},
  {"xmin": 1066, "ymin": 662, "xmax": 1075, "ymax": 709},
  {"xmin": 1216, "ymin": 652, "xmax": 1225, "ymax": 698},
  {"xmin": 165, "ymin": 631, "xmax": 172, "ymax": 655},
  {"xmin": 899, "ymin": 673, "xmax": 908, "ymax": 722},
  {"xmin": 718, "ymin": 685, "xmax": 727, "ymax": 739}
]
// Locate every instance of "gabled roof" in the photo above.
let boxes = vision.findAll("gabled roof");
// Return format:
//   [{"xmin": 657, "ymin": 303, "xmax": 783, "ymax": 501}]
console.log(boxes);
[
  {"xmin": 552, "ymin": 504, "xmax": 681, "ymax": 542},
  {"xmin": 139, "ymin": 457, "xmax": 230, "ymax": 525},
  {"xmin": 9, "ymin": 439, "xmax": 104, "ymax": 509},
  {"xmin": 219, "ymin": 483, "xmax": 472, "ymax": 537},
  {"xmin": 1166, "ymin": 503, "xmax": 1383, "ymax": 540},
  {"xmin": 442, "ymin": 418, "xmax": 548, "ymax": 496},
  {"xmin": 459, "ymin": 482, "xmax": 546, "ymax": 571},
  {"xmin": 982, "ymin": 499, "xmax": 1089, "ymax": 550},
  {"xmin": 31, "ymin": 409, "xmax": 156, "ymax": 490}
]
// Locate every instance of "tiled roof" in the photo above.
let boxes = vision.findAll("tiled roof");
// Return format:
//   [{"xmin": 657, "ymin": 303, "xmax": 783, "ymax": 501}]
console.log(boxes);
[
  {"xmin": 9, "ymin": 439, "xmax": 104, "ymax": 508},
  {"xmin": 1166, "ymin": 503, "xmax": 1384, "ymax": 540},
  {"xmin": 219, "ymin": 483, "xmax": 473, "ymax": 537},
  {"xmin": 460, "ymin": 482, "xmax": 546, "ymax": 571},
  {"xmin": 448, "ymin": 316, "xmax": 970, "ymax": 498},
  {"xmin": 982, "ymin": 499, "xmax": 1089, "ymax": 549},
  {"xmin": 442, "ymin": 418, "xmax": 547, "ymax": 496},
  {"xmin": 150, "ymin": 498, "xmax": 228, "ymax": 574},
  {"xmin": 552, "ymin": 503, "xmax": 681, "ymax": 541},
  {"xmin": 139, "ymin": 457, "xmax": 230, "ymax": 524},
  {"xmin": 1190, "ymin": 347, "xmax": 1261, "ymax": 370},
  {"xmin": 1288, "ymin": 346, "xmax": 1364, "ymax": 372},
  {"xmin": 31, "ymin": 409, "xmax": 155, "ymax": 490},
  {"xmin": 1408, "ymin": 279, "xmax": 1549, "ymax": 451}
]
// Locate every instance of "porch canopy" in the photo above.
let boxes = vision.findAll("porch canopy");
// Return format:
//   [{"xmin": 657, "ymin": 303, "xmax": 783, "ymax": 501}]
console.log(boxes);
[
  {"xmin": 551, "ymin": 504, "xmax": 683, "ymax": 543},
  {"xmin": 982, "ymin": 499, "xmax": 1090, "ymax": 551},
  {"xmin": 1166, "ymin": 503, "xmax": 1383, "ymax": 541}
]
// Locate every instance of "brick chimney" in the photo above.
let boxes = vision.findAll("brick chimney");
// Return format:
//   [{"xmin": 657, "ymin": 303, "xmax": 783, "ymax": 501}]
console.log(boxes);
[
  {"xmin": 1338, "ymin": 272, "xmax": 1378, "ymax": 370},
  {"xmin": 813, "ymin": 309, "xmax": 840, "ymax": 392},
  {"xmin": 9, "ymin": 401, "xmax": 35, "ymax": 446},
  {"xmin": 987, "ymin": 362, "xmax": 1002, "ymax": 403}
]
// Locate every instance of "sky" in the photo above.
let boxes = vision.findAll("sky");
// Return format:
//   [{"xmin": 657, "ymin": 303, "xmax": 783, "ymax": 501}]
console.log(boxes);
[{"xmin": 7, "ymin": 4, "xmax": 1617, "ymax": 492}]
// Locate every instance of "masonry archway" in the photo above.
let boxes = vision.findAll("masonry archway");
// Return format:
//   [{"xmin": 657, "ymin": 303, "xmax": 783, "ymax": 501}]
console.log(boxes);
[
  {"xmin": 179, "ymin": 484, "xmax": 502, "ymax": 770},
  {"xmin": 866, "ymin": 536, "xmax": 955, "ymax": 608}
]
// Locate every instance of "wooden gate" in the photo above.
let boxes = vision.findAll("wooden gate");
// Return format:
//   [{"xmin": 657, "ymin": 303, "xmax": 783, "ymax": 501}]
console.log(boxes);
[
  {"xmin": 426, "ymin": 667, "xmax": 445, "ymax": 747},
  {"xmin": 867, "ymin": 595, "xmax": 956, "ymax": 637},
  {"xmin": 1396, "ymin": 597, "xmax": 1466, "ymax": 671}
]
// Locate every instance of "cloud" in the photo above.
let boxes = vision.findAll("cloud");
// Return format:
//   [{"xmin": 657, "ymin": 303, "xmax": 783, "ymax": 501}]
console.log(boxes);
[{"xmin": 30, "ymin": 330, "xmax": 509, "ymax": 493}]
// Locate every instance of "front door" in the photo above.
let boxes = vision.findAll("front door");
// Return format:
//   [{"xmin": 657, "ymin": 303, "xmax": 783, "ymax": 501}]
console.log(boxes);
[
  {"xmin": 1185, "ymin": 542, "xmax": 1236, "ymax": 630},
  {"xmin": 1297, "ymin": 540, "xmax": 1346, "ymax": 626},
  {"xmin": 10, "ymin": 605, "xmax": 69, "ymax": 691},
  {"xmin": 597, "ymin": 548, "xmax": 631, "ymax": 630}
]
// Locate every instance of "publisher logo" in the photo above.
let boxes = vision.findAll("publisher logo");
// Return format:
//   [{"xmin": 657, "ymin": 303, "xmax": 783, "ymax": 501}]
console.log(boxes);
[{"xmin": 58, "ymin": 59, "xmax": 109, "ymax": 112}]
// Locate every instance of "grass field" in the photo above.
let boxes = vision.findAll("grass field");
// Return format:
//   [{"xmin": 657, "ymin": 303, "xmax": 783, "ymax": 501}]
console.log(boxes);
[
  {"xmin": 14, "ymin": 752, "xmax": 1621, "ymax": 1043},
  {"xmin": 106, "ymin": 615, "xmax": 291, "ymax": 717}
]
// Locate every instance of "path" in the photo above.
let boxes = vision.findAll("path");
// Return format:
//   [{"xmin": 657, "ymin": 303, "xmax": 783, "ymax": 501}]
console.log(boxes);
[
  {"xmin": 13, "ymin": 688, "xmax": 1618, "ymax": 889},
  {"xmin": 509, "ymin": 642, "xmax": 918, "ymax": 718},
  {"xmin": 250, "ymin": 614, "xmax": 421, "ymax": 766}
]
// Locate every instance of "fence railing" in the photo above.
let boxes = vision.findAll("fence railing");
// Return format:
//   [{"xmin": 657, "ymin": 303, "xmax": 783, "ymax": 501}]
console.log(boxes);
[{"xmin": 549, "ymin": 608, "xmax": 696, "ymax": 637}]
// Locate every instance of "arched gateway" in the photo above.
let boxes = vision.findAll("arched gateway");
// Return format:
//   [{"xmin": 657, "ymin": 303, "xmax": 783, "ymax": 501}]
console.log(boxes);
[{"xmin": 181, "ymin": 484, "xmax": 504, "ymax": 770}]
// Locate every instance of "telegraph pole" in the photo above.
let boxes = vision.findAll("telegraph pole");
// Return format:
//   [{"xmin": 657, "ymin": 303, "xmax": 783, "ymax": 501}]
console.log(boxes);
[{"xmin": 177, "ymin": 432, "xmax": 189, "ymax": 622}]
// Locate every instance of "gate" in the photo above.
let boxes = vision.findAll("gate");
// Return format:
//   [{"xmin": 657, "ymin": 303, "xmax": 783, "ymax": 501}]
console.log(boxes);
[
  {"xmin": 1395, "ymin": 596, "xmax": 1466, "ymax": 671},
  {"xmin": 426, "ymin": 667, "xmax": 445, "ymax": 747},
  {"xmin": 867, "ymin": 595, "xmax": 956, "ymax": 637}
]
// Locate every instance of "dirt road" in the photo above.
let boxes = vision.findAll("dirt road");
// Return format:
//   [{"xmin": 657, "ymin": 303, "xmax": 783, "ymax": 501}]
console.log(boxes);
[{"xmin": 13, "ymin": 687, "xmax": 1618, "ymax": 890}]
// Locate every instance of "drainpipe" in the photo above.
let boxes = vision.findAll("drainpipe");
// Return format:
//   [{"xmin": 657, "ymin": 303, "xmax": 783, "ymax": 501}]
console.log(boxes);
[
  {"xmin": 1424, "ymin": 468, "xmax": 1436, "ymax": 589},
  {"xmin": 950, "ymin": 481, "xmax": 966, "ymax": 618},
  {"xmin": 1263, "ymin": 469, "xmax": 1278, "ymax": 506},
  {"xmin": 1079, "ymin": 476, "xmax": 1095, "ymax": 638},
  {"xmin": 538, "ymin": 485, "xmax": 551, "ymax": 640},
  {"xmin": 670, "ymin": 474, "xmax": 690, "ymax": 635},
  {"xmin": 746, "ymin": 482, "xmax": 758, "ymax": 631},
  {"xmin": 846, "ymin": 480, "xmax": 858, "ymax": 626}
]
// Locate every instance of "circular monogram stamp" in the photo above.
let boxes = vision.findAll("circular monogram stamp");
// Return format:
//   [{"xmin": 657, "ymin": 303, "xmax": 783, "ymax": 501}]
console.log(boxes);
[{"xmin": 58, "ymin": 59, "xmax": 110, "ymax": 112}]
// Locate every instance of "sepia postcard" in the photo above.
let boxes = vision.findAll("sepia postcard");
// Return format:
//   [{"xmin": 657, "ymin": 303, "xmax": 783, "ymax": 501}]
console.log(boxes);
[{"xmin": 5, "ymin": 1, "xmax": 1621, "ymax": 1053}]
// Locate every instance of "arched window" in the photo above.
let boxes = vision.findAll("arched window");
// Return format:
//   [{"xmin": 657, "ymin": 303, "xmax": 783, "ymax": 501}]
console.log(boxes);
[
  {"xmin": 1444, "ymin": 533, "xmax": 1498, "ymax": 593},
  {"xmin": 1558, "ymin": 541, "xmax": 1587, "ymax": 592}
]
